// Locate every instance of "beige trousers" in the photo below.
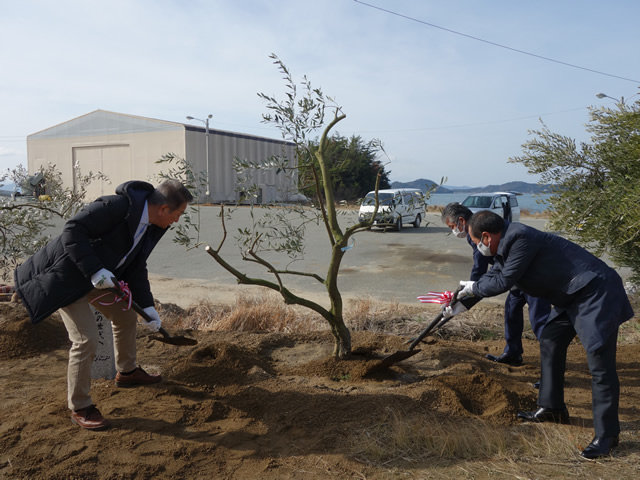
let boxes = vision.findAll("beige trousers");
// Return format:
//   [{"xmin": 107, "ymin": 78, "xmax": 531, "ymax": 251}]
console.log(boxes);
[{"xmin": 59, "ymin": 289, "xmax": 138, "ymax": 411}]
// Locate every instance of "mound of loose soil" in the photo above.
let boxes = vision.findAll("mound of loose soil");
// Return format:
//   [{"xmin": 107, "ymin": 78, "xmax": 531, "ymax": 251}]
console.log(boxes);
[
  {"xmin": 0, "ymin": 303, "xmax": 70, "ymax": 359},
  {"xmin": 1, "ymin": 300, "xmax": 639, "ymax": 479}
]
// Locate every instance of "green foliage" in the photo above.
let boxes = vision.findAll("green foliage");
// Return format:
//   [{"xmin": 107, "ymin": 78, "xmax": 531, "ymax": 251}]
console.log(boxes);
[
  {"xmin": 298, "ymin": 134, "xmax": 391, "ymax": 202},
  {"xmin": 158, "ymin": 54, "xmax": 391, "ymax": 357},
  {"xmin": 156, "ymin": 152, "xmax": 320, "ymax": 260},
  {"xmin": 155, "ymin": 152, "xmax": 205, "ymax": 249},
  {"xmin": 510, "ymin": 96, "xmax": 640, "ymax": 282},
  {"xmin": 236, "ymin": 204, "xmax": 320, "ymax": 258},
  {"xmin": 0, "ymin": 163, "xmax": 107, "ymax": 281},
  {"xmin": 232, "ymin": 153, "xmax": 297, "ymax": 205},
  {"xmin": 257, "ymin": 58, "xmax": 328, "ymax": 145}
]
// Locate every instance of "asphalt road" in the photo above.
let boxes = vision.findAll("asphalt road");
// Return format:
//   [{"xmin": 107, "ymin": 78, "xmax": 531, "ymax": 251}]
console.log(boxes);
[{"xmin": 146, "ymin": 207, "xmax": 557, "ymax": 306}]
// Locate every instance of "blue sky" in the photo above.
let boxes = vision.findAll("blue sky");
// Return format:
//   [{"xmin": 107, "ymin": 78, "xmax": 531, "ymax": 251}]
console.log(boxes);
[{"xmin": 1, "ymin": 0, "xmax": 639, "ymax": 187}]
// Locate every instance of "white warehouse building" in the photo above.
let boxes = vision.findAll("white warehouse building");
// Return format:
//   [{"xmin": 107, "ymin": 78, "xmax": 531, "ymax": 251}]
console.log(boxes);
[{"xmin": 27, "ymin": 110, "xmax": 299, "ymax": 203}]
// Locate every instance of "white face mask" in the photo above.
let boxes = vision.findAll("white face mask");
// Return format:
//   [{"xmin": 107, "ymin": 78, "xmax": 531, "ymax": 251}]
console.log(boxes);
[
  {"xmin": 477, "ymin": 237, "xmax": 492, "ymax": 256},
  {"xmin": 451, "ymin": 219, "xmax": 466, "ymax": 238}
]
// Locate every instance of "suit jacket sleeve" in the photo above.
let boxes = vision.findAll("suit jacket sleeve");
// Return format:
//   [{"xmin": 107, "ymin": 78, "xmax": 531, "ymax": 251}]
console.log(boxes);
[{"xmin": 474, "ymin": 227, "xmax": 539, "ymax": 298}]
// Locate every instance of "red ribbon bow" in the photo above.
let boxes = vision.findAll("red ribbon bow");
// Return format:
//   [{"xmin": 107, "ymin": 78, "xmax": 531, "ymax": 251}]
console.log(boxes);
[
  {"xmin": 91, "ymin": 280, "xmax": 133, "ymax": 311},
  {"xmin": 417, "ymin": 291, "xmax": 453, "ymax": 305}
]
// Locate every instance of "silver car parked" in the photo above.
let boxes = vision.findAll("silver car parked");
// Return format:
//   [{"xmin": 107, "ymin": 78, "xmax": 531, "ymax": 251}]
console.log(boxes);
[
  {"xmin": 358, "ymin": 188, "xmax": 425, "ymax": 231},
  {"xmin": 461, "ymin": 191, "xmax": 521, "ymax": 222}
]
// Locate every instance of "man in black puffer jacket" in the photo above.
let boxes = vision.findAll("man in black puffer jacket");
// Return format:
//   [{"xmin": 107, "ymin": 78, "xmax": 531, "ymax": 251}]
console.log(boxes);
[{"xmin": 14, "ymin": 179, "xmax": 193, "ymax": 430}]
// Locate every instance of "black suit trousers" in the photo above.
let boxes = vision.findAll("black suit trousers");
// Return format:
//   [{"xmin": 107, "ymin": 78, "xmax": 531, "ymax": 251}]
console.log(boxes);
[{"xmin": 538, "ymin": 313, "xmax": 620, "ymax": 438}]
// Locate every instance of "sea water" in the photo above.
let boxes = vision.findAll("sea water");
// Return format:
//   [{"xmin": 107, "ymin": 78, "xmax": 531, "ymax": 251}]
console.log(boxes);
[{"xmin": 428, "ymin": 193, "xmax": 551, "ymax": 213}]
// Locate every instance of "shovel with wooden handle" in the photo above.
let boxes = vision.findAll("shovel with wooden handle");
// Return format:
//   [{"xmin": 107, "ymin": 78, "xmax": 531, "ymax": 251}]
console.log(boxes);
[
  {"xmin": 365, "ymin": 286, "xmax": 463, "ymax": 374},
  {"xmin": 110, "ymin": 278, "xmax": 197, "ymax": 346}
]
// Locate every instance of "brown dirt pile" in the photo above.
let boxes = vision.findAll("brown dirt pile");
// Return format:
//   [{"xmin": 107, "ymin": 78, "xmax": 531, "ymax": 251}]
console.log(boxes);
[
  {"xmin": 0, "ymin": 303, "xmax": 70, "ymax": 359},
  {"xmin": 1, "ymin": 300, "xmax": 639, "ymax": 479}
]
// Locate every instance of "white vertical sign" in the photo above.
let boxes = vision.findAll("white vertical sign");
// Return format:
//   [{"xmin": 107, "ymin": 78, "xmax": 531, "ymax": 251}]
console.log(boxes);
[{"xmin": 90, "ymin": 305, "xmax": 116, "ymax": 379}]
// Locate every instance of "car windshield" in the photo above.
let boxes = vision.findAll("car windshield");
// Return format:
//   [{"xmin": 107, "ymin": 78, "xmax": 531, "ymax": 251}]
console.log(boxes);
[
  {"xmin": 363, "ymin": 192, "xmax": 393, "ymax": 206},
  {"xmin": 461, "ymin": 195, "xmax": 493, "ymax": 208}
]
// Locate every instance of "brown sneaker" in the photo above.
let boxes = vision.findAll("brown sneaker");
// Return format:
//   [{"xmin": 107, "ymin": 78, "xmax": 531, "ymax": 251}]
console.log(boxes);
[
  {"xmin": 115, "ymin": 366, "xmax": 162, "ymax": 388},
  {"xmin": 71, "ymin": 405, "xmax": 110, "ymax": 431}
]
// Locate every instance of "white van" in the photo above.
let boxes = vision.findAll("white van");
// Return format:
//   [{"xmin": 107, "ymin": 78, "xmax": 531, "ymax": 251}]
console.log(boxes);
[
  {"xmin": 460, "ymin": 192, "xmax": 521, "ymax": 222},
  {"xmin": 358, "ymin": 188, "xmax": 425, "ymax": 231}
]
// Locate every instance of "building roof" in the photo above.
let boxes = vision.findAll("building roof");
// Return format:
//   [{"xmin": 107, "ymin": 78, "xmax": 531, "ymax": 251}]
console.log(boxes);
[
  {"xmin": 28, "ymin": 109, "xmax": 295, "ymax": 146},
  {"xmin": 28, "ymin": 109, "xmax": 183, "ymax": 139}
]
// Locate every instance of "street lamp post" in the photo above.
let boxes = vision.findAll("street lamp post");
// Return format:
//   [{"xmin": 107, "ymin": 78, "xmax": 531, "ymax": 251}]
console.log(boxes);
[
  {"xmin": 596, "ymin": 92, "xmax": 640, "ymax": 106},
  {"xmin": 186, "ymin": 114, "xmax": 213, "ymax": 201}
]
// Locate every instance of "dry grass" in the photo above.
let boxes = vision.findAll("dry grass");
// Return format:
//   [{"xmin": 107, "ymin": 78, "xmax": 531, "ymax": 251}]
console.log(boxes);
[
  {"xmin": 160, "ymin": 293, "xmax": 528, "ymax": 342},
  {"xmin": 350, "ymin": 410, "xmax": 577, "ymax": 464},
  {"xmin": 519, "ymin": 207, "xmax": 552, "ymax": 219},
  {"xmin": 344, "ymin": 297, "xmax": 428, "ymax": 334},
  {"xmin": 350, "ymin": 411, "xmax": 640, "ymax": 478},
  {"xmin": 619, "ymin": 316, "xmax": 640, "ymax": 344},
  {"xmin": 162, "ymin": 292, "xmax": 327, "ymax": 333},
  {"xmin": 162, "ymin": 293, "xmax": 478, "ymax": 338},
  {"xmin": 156, "ymin": 292, "xmax": 640, "ymax": 478},
  {"xmin": 211, "ymin": 293, "xmax": 327, "ymax": 332},
  {"xmin": 161, "ymin": 291, "xmax": 639, "ymax": 347}
]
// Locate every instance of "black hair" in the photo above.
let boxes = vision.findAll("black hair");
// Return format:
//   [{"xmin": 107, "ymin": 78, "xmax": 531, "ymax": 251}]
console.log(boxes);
[
  {"xmin": 440, "ymin": 202, "xmax": 472, "ymax": 224},
  {"xmin": 468, "ymin": 210, "xmax": 504, "ymax": 238},
  {"xmin": 148, "ymin": 179, "xmax": 194, "ymax": 211}
]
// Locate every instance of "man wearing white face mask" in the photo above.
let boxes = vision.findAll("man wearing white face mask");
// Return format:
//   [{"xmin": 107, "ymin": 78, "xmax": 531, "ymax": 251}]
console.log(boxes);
[
  {"xmin": 458, "ymin": 210, "xmax": 633, "ymax": 459},
  {"xmin": 440, "ymin": 203, "xmax": 551, "ymax": 366}
]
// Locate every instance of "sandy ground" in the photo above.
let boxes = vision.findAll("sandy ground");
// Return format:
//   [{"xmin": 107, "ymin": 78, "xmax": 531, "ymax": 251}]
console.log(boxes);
[
  {"xmin": 1, "ymin": 288, "xmax": 640, "ymax": 479},
  {"xmin": 147, "ymin": 274, "xmax": 373, "ymax": 311},
  {"xmin": 148, "ymin": 275, "xmax": 274, "ymax": 308}
]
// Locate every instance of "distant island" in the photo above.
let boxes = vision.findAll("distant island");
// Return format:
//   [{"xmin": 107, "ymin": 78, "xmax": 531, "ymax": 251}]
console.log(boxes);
[{"xmin": 391, "ymin": 178, "xmax": 552, "ymax": 194}]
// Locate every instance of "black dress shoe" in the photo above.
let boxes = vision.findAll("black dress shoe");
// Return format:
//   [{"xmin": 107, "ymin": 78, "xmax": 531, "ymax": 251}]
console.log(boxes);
[
  {"xmin": 517, "ymin": 406, "xmax": 570, "ymax": 424},
  {"xmin": 485, "ymin": 352, "xmax": 523, "ymax": 366},
  {"xmin": 580, "ymin": 436, "xmax": 619, "ymax": 459}
]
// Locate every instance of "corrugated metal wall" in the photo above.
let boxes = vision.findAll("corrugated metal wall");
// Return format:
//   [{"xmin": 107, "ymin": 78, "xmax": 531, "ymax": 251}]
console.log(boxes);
[
  {"xmin": 185, "ymin": 126, "xmax": 298, "ymax": 204},
  {"xmin": 28, "ymin": 110, "xmax": 298, "ymax": 204}
]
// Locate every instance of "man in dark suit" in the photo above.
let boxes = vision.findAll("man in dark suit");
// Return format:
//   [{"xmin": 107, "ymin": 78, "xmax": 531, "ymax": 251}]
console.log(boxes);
[
  {"xmin": 441, "ymin": 203, "xmax": 550, "ymax": 365},
  {"xmin": 454, "ymin": 210, "xmax": 633, "ymax": 459},
  {"xmin": 14, "ymin": 179, "xmax": 193, "ymax": 431}
]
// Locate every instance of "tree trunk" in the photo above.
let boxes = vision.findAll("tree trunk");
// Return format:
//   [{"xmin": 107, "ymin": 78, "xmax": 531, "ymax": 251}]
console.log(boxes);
[
  {"xmin": 323, "ymin": 241, "xmax": 353, "ymax": 358},
  {"xmin": 329, "ymin": 318, "xmax": 352, "ymax": 358}
]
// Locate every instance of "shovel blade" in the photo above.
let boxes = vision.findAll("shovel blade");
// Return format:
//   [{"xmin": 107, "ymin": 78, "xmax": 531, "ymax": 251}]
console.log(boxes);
[{"xmin": 366, "ymin": 349, "xmax": 421, "ymax": 374}]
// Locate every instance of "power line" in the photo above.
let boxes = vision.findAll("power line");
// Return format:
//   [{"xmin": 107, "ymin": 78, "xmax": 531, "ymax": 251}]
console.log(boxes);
[
  {"xmin": 353, "ymin": 0, "xmax": 640, "ymax": 84},
  {"xmin": 347, "ymin": 107, "xmax": 588, "ymax": 134}
]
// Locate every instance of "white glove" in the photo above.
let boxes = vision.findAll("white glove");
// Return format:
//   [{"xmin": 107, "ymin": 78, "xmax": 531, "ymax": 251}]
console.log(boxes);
[
  {"xmin": 142, "ymin": 306, "xmax": 162, "ymax": 332},
  {"xmin": 91, "ymin": 268, "xmax": 116, "ymax": 289},
  {"xmin": 458, "ymin": 280, "xmax": 476, "ymax": 299},
  {"xmin": 442, "ymin": 301, "xmax": 468, "ymax": 319}
]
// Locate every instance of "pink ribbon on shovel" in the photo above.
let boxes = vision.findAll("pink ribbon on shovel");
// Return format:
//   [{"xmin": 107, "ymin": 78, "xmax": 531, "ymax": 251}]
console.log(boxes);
[
  {"xmin": 417, "ymin": 291, "xmax": 453, "ymax": 305},
  {"xmin": 91, "ymin": 280, "xmax": 133, "ymax": 311}
]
